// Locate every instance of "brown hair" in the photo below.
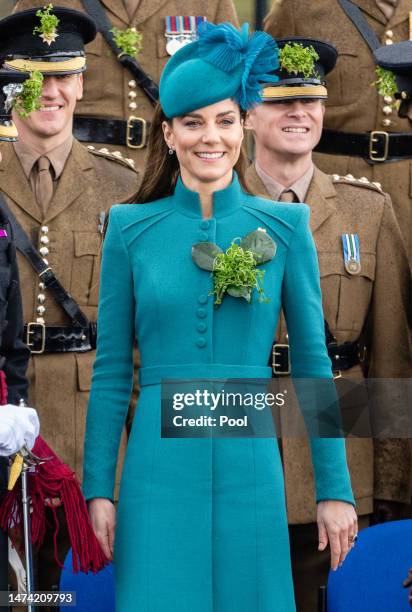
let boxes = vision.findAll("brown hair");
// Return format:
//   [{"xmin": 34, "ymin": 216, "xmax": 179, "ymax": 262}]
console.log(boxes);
[{"xmin": 132, "ymin": 103, "xmax": 251, "ymax": 204}]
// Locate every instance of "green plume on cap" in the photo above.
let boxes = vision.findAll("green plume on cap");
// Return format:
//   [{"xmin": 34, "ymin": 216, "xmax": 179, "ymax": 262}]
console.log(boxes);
[
  {"xmin": 33, "ymin": 3, "xmax": 60, "ymax": 45},
  {"xmin": 279, "ymin": 42, "xmax": 319, "ymax": 79},
  {"xmin": 13, "ymin": 70, "xmax": 44, "ymax": 118}
]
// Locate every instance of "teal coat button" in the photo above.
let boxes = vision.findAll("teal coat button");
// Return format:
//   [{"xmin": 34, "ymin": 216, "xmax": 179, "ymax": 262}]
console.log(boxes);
[
  {"xmin": 196, "ymin": 308, "xmax": 207, "ymax": 319},
  {"xmin": 197, "ymin": 322, "xmax": 207, "ymax": 333},
  {"xmin": 199, "ymin": 220, "xmax": 210, "ymax": 230},
  {"xmin": 198, "ymin": 294, "xmax": 208, "ymax": 304},
  {"xmin": 196, "ymin": 337, "xmax": 207, "ymax": 348}
]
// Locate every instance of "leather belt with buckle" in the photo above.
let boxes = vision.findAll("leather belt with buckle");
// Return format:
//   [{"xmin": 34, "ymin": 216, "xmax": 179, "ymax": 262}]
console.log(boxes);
[
  {"xmin": 25, "ymin": 322, "xmax": 97, "ymax": 354},
  {"xmin": 315, "ymin": 128, "xmax": 412, "ymax": 163},
  {"xmin": 272, "ymin": 340, "xmax": 361, "ymax": 377},
  {"xmin": 73, "ymin": 116, "xmax": 150, "ymax": 149}
]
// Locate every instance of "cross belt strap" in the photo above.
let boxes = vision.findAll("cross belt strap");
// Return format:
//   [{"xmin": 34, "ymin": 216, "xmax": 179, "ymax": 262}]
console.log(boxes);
[
  {"xmin": 0, "ymin": 193, "xmax": 90, "ymax": 330},
  {"xmin": 80, "ymin": 0, "xmax": 159, "ymax": 105},
  {"xmin": 338, "ymin": 0, "xmax": 381, "ymax": 52}
]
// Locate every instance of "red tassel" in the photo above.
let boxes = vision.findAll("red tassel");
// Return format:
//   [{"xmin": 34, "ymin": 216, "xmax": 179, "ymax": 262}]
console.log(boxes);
[
  {"xmin": 0, "ymin": 423, "xmax": 108, "ymax": 573},
  {"xmin": 0, "ymin": 370, "xmax": 8, "ymax": 405}
]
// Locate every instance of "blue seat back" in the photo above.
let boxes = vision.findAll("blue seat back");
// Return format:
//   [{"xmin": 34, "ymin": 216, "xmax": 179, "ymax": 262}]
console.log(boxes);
[
  {"xmin": 327, "ymin": 520, "xmax": 412, "ymax": 612},
  {"xmin": 59, "ymin": 549, "xmax": 115, "ymax": 612}
]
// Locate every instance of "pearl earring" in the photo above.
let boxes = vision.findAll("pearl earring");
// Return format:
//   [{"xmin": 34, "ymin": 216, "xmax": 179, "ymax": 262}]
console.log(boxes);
[{"xmin": 168, "ymin": 148, "xmax": 174, "ymax": 155}]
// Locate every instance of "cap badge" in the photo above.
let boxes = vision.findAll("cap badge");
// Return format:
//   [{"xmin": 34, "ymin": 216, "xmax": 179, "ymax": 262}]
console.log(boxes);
[{"xmin": 33, "ymin": 3, "xmax": 60, "ymax": 46}]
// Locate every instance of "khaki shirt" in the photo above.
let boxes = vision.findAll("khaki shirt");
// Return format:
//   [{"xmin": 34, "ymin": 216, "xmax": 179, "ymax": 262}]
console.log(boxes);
[{"xmin": 13, "ymin": 134, "xmax": 73, "ymax": 196}]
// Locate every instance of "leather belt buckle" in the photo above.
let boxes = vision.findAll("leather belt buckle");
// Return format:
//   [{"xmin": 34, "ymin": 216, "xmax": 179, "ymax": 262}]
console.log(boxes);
[
  {"xmin": 127, "ymin": 116, "xmax": 147, "ymax": 149},
  {"xmin": 26, "ymin": 322, "xmax": 46, "ymax": 354},
  {"xmin": 369, "ymin": 131, "xmax": 389, "ymax": 162},
  {"xmin": 272, "ymin": 343, "xmax": 291, "ymax": 376}
]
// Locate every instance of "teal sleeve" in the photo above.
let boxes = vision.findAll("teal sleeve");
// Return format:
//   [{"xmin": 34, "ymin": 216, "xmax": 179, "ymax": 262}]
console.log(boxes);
[
  {"xmin": 83, "ymin": 207, "xmax": 135, "ymax": 501},
  {"xmin": 282, "ymin": 206, "xmax": 355, "ymax": 506}
]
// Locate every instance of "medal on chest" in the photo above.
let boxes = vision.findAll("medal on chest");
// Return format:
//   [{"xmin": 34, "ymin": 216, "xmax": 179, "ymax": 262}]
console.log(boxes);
[
  {"xmin": 342, "ymin": 233, "xmax": 361, "ymax": 275},
  {"xmin": 165, "ymin": 16, "xmax": 207, "ymax": 56}
]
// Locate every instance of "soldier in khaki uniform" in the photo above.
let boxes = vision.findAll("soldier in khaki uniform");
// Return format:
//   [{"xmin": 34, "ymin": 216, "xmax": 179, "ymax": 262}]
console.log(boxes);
[
  {"xmin": 0, "ymin": 7, "xmax": 138, "ymax": 600},
  {"xmin": 13, "ymin": 0, "xmax": 239, "ymax": 170},
  {"xmin": 245, "ymin": 37, "xmax": 412, "ymax": 612},
  {"xmin": 264, "ymin": 0, "xmax": 412, "ymax": 263}
]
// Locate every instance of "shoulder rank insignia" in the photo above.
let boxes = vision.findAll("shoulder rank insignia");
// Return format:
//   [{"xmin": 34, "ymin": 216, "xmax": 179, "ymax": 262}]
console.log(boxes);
[
  {"xmin": 342, "ymin": 233, "xmax": 361, "ymax": 275},
  {"xmin": 165, "ymin": 16, "xmax": 207, "ymax": 55},
  {"xmin": 87, "ymin": 145, "xmax": 137, "ymax": 171}
]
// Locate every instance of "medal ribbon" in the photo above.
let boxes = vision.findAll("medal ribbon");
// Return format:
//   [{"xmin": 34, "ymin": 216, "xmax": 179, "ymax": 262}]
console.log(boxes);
[
  {"xmin": 342, "ymin": 233, "xmax": 360, "ymax": 266},
  {"xmin": 165, "ymin": 15, "xmax": 207, "ymax": 35}
]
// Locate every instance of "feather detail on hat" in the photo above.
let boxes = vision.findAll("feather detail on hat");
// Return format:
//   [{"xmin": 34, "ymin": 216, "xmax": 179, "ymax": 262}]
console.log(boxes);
[{"xmin": 198, "ymin": 22, "xmax": 279, "ymax": 109}]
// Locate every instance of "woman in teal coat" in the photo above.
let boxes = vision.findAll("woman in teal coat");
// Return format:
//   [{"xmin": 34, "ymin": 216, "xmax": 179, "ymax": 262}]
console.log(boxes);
[{"xmin": 83, "ymin": 23, "xmax": 357, "ymax": 611}]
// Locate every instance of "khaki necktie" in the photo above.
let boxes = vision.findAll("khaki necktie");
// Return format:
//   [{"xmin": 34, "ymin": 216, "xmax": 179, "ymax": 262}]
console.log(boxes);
[
  {"xmin": 35, "ymin": 156, "xmax": 53, "ymax": 218},
  {"xmin": 279, "ymin": 190, "xmax": 296, "ymax": 203}
]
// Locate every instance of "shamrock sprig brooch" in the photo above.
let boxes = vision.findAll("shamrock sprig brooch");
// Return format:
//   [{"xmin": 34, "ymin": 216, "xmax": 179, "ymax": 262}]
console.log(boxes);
[
  {"xmin": 111, "ymin": 26, "xmax": 143, "ymax": 57},
  {"xmin": 372, "ymin": 66, "xmax": 400, "ymax": 112},
  {"xmin": 33, "ymin": 3, "xmax": 60, "ymax": 46},
  {"xmin": 192, "ymin": 229, "xmax": 276, "ymax": 307}
]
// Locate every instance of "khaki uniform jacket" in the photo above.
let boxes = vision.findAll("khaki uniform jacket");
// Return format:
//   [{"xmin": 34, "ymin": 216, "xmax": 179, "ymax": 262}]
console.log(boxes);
[
  {"xmin": 264, "ymin": 0, "xmax": 412, "ymax": 261},
  {"xmin": 246, "ymin": 163, "xmax": 412, "ymax": 523},
  {"xmin": 0, "ymin": 140, "xmax": 138, "ymax": 489},
  {"xmin": 13, "ymin": 0, "xmax": 239, "ymax": 169}
]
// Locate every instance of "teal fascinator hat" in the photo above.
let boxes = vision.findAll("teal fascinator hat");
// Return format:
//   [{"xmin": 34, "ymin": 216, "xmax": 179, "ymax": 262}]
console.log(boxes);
[{"xmin": 159, "ymin": 22, "xmax": 279, "ymax": 118}]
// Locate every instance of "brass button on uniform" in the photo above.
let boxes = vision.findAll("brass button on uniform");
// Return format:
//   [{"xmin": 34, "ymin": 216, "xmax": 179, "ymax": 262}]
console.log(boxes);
[
  {"xmin": 128, "ymin": 79, "xmax": 137, "ymax": 88},
  {"xmin": 36, "ymin": 305, "xmax": 46, "ymax": 315},
  {"xmin": 384, "ymin": 96, "xmax": 393, "ymax": 104},
  {"xmin": 382, "ymin": 118, "xmax": 392, "ymax": 127},
  {"xmin": 40, "ymin": 235, "xmax": 49, "ymax": 244},
  {"xmin": 39, "ymin": 246, "xmax": 49, "ymax": 256},
  {"xmin": 129, "ymin": 102, "xmax": 137, "ymax": 110},
  {"xmin": 37, "ymin": 294, "xmax": 46, "ymax": 304},
  {"xmin": 382, "ymin": 105, "xmax": 392, "ymax": 115},
  {"xmin": 128, "ymin": 91, "xmax": 137, "ymax": 99}
]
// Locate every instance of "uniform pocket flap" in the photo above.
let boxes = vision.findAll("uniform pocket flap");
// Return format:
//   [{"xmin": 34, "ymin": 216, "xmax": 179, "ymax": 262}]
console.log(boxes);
[
  {"xmin": 318, "ymin": 251, "xmax": 376, "ymax": 280},
  {"xmin": 74, "ymin": 232, "xmax": 101, "ymax": 257},
  {"xmin": 75, "ymin": 351, "xmax": 96, "ymax": 391}
]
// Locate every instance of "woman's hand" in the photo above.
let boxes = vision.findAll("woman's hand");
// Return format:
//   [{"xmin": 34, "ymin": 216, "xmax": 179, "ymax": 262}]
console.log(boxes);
[
  {"xmin": 88, "ymin": 498, "xmax": 116, "ymax": 561},
  {"xmin": 317, "ymin": 500, "xmax": 358, "ymax": 571}
]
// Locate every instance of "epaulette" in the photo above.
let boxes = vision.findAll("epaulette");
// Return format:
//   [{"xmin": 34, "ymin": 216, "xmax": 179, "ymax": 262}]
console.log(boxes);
[
  {"xmin": 331, "ymin": 173, "xmax": 383, "ymax": 193},
  {"xmin": 86, "ymin": 145, "xmax": 137, "ymax": 171}
]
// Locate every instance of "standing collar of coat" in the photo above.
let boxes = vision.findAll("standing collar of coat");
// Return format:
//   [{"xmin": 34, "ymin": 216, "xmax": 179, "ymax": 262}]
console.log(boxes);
[{"xmin": 172, "ymin": 171, "xmax": 244, "ymax": 219}]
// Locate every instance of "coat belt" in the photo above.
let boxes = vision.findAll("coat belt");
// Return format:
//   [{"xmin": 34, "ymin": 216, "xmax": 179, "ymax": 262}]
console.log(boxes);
[{"xmin": 139, "ymin": 364, "xmax": 272, "ymax": 387}]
